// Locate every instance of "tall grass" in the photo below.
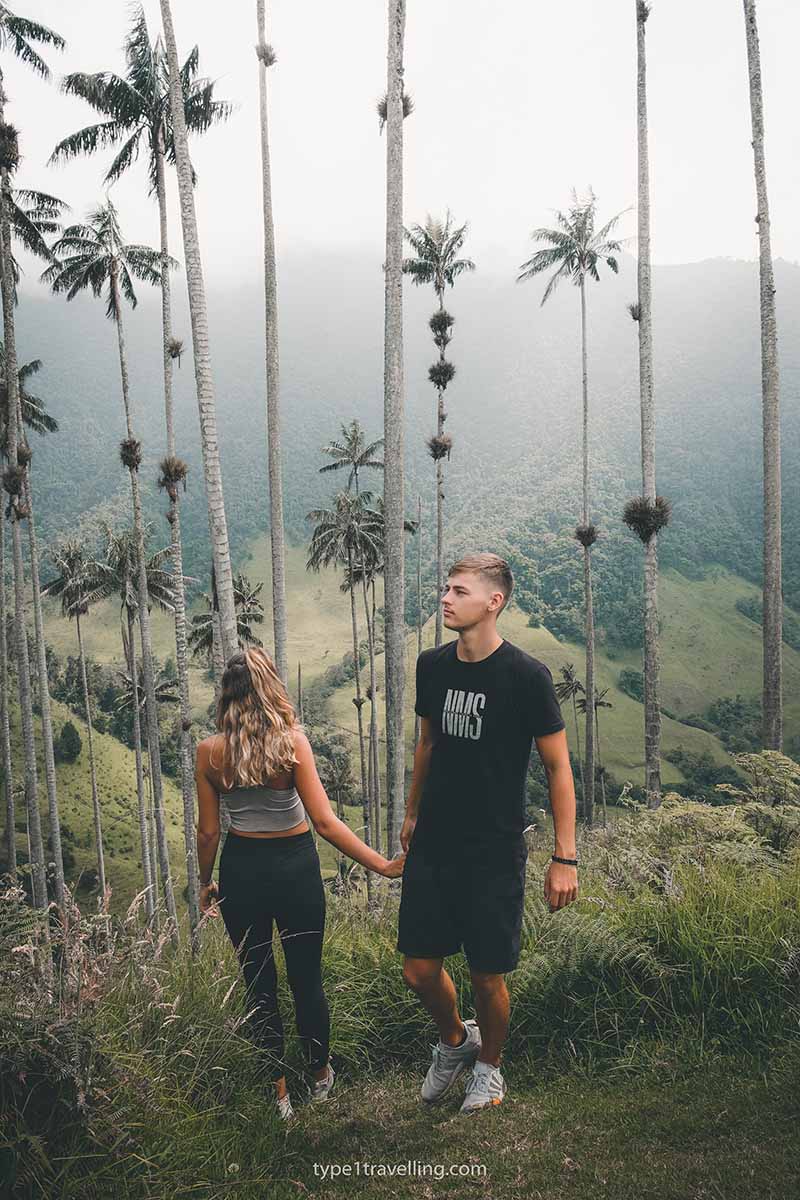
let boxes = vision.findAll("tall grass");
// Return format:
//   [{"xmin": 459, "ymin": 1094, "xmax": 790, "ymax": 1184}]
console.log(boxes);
[{"xmin": 2, "ymin": 794, "xmax": 799, "ymax": 1197}]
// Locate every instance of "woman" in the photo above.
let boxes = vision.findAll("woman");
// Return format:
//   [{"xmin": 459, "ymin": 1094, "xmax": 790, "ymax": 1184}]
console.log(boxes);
[{"xmin": 194, "ymin": 646, "xmax": 404, "ymax": 1121}]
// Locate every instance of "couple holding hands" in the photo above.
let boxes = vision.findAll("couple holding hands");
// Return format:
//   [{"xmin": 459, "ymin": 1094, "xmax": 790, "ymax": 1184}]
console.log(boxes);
[{"xmin": 194, "ymin": 552, "xmax": 578, "ymax": 1120}]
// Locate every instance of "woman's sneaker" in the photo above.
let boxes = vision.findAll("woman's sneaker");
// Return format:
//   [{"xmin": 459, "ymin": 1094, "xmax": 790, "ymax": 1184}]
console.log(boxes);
[
  {"xmin": 421, "ymin": 1019, "xmax": 482, "ymax": 1103},
  {"xmin": 311, "ymin": 1063, "xmax": 335, "ymax": 1102},
  {"xmin": 460, "ymin": 1061, "xmax": 507, "ymax": 1113},
  {"xmin": 276, "ymin": 1092, "xmax": 295, "ymax": 1121}
]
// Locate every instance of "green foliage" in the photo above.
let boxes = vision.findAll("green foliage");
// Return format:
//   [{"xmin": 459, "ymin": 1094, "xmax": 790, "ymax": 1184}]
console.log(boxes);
[
  {"xmin": 715, "ymin": 750, "xmax": 800, "ymax": 807},
  {"xmin": 54, "ymin": 719, "xmax": 82, "ymax": 763},
  {"xmin": 663, "ymin": 748, "xmax": 741, "ymax": 802},
  {"xmin": 618, "ymin": 668, "xmax": 644, "ymax": 702}
]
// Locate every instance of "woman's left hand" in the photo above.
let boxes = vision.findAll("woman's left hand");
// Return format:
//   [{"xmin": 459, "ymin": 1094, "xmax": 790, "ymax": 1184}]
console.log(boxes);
[{"xmin": 199, "ymin": 881, "xmax": 219, "ymax": 916}]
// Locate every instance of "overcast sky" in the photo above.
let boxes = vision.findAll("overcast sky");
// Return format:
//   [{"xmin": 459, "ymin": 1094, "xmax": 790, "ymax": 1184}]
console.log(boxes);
[{"xmin": 5, "ymin": 0, "xmax": 800, "ymax": 288}]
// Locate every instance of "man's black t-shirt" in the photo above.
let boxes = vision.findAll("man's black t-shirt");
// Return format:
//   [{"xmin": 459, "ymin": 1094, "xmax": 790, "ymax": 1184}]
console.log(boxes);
[{"xmin": 411, "ymin": 637, "xmax": 565, "ymax": 860}]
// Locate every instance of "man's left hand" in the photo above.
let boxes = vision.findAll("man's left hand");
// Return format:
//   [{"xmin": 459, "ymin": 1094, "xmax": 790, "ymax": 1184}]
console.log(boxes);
[{"xmin": 544, "ymin": 860, "xmax": 578, "ymax": 912}]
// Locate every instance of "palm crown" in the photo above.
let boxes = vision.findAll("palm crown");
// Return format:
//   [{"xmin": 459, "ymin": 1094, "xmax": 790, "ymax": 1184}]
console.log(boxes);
[
  {"xmin": 319, "ymin": 419, "xmax": 384, "ymax": 492},
  {"xmin": 48, "ymin": 4, "xmax": 232, "ymax": 195},
  {"xmin": 0, "ymin": 5, "xmax": 64, "ymax": 84},
  {"xmin": 516, "ymin": 186, "xmax": 629, "ymax": 305},
  {"xmin": 41, "ymin": 196, "xmax": 176, "ymax": 321},
  {"xmin": 402, "ymin": 209, "xmax": 475, "ymax": 299}
]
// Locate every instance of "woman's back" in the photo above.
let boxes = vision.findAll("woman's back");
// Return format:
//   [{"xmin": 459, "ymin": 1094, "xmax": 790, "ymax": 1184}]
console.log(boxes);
[{"xmin": 205, "ymin": 733, "xmax": 308, "ymax": 835}]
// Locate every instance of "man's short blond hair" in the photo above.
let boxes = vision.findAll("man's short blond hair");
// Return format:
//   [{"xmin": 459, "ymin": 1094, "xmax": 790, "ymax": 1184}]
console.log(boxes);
[{"xmin": 447, "ymin": 552, "xmax": 514, "ymax": 615}]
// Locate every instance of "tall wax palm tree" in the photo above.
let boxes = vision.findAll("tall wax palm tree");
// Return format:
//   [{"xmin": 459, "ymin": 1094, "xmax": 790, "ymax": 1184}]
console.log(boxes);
[
  {"xmin": 255, "ymin": 1, "xmax": 288, "ymax": 686},
  {"xmin": 555, "ymin": 662, "xmax": 586, "ymax": 810},
  {"xmin": 320, "ymin": 419, "xmax": 384, "ymax": 847},
  {"xmin": 101, "ymin": 521, "xmax": 177, "ymax": 925},
  {"xmin": 158, "ymin": 0, "xmax": 238, "ymax": 663},
  {"xmin": 188, "ymin": 570, "xmax": 265, "ymax": 661},
  {"xmin": 383, "ymin": 0, "xmax": 408, "ymax": 858},
  {"xmin": 742, "ymin": 0, "xmax": 782, "ymax": 750},
  {"xmin": 0, "ymin": 179, "xmax": 67, "ymax": 913},
  {"xmin": 16, "ymin": 388, "xmax": 65, "ymax": 912},
  {"xmin": 42, "ymin": 539, "xmax": 112, "ymax": 907},
  {"xmin": 49, "ymin": 4, "xmax": 233, "ymax": 936},
  {"xmin": 0, "ymin": 457, "xmax": 12, "ymax": 877},
  {"xmin": 623, "ymin": 1, "xmax": 670, "ymax": 811},
  {"xmin": 0, "ymin": 8, "xmax": 64, "ymax": 914},
  {"xmin": 402, "ymin": 210, "xmax": 475, "ymax": 651},
  {"xmin": 0, "ymin": 192, "xmax": 42, "ymax": 913},
  {"xmin": 578, "ymin": 686, "xmax": 612, "ymax": 826},
  {"xmin": 343, "ymin": 533, "xmax": 384, "ymax": 855},
  {"xmin": 344, "ymin": 493, "xmax": 416, "ymax": 858},
  {"xmin": 306, "ymin": 490, "xmax": 376, "ymax": 904},
  {"xmin": 414, "ymin": 494, "xmax": 422, "ymax": 752},
  {"xmin": 0, "ymin": 346, "xmax": 61, "ymax": 885},
  {"xmin": 517, "ymin": 187, "xmax": 627, "ymax": 828},
  {"xmin": 42, "ymin": 198, "xmax": 180, "ymax": 940}
]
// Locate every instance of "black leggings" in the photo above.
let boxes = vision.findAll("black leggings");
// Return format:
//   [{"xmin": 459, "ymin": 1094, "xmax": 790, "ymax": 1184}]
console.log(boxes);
[{"xmin": 217, "ymin": 827, "xmax": 330, "ymax": 1083}]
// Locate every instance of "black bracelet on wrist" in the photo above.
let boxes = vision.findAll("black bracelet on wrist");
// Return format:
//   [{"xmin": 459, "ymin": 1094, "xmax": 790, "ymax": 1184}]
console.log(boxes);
[{"xmin": 552, "ymin": 854, "xmax": 578, "ymax": 866}]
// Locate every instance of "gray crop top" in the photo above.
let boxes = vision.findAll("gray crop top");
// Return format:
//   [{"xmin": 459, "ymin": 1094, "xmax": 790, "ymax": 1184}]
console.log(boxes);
[{"xmin": 222, "ymin": 782, "xmax": 307, "ymax": 833}]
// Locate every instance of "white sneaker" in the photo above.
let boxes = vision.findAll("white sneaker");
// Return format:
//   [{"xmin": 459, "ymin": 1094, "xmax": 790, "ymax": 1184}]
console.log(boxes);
[
  {"xmin": 311, "ymin": 1063, "xmax": 335, "ymax": 1101},
  {"xmin": 276, "ymin": 1092, "xmax": 295, "ymax": 1121},
  {"xmin": 460, "ymin": 1060, "xmax": 507, "ymax": 1113},
  {"xmin": 421, "ymin": 1019, "xmax": 482, "ymax": 1104}
]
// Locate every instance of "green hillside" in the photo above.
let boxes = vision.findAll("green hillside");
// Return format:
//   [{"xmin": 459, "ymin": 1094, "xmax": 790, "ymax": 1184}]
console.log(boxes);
[{"xmin": 15, "ymin": 539, "xmax": 800, "ymax": 916}]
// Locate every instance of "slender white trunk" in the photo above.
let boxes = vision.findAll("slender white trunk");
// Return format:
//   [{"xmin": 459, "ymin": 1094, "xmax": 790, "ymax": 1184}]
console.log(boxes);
[
  {"xmin": 580, "ymin": 277, "xmax": 595, "ymax": 826},
  {"xmin": 413, "ymin": 494, "xmax": 422, "ymax": 752},
  {"xmin": 743, "ymin": 0, "xmax": 782, "ymax": 750},
  {"xmin": 636, "ymin": 0, "xmax": 663, "ymax": 808},
  {"xmin": 159, "ymin": 0, "xmax": 238, "ymax": 662},
  {"xmin": 256, "ymin": 0, "xmax": 288, "ymax": 685},
  {"xmin": 125, "ymin": 605, "xmax": 155, "ymax": 923},
  {"xmin": 348, "ymin": 543, "xmax": 372, "ymax": 904},
  {"xmin": 0, "ymin": 509, "xmax": 15, "ymax": 876},
  {"xmin": 76, "ymin": 613, "xmax": 106, "ymax": 905},
  {"xmin": 23, "ymin": 464, "xmax": 65, "ymax": 912},
  {"xmin": 0, "ymin": 176, "xmax": 47, "ymax": 913},
  {"xmin": 384, "ymin": 0, "xmax": 407, "ymax": 858},
  {"xmin": 155, "ymin": 130, "xmax": 200, "ymax": 947},
  {"xmin": 112, "ymin": 273, "xmax": 178, "ymax": 942}
]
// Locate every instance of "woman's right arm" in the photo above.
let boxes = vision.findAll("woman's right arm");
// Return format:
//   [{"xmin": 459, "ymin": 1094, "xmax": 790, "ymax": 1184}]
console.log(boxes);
[{"xmin": 292, "ymin": 728, "xmax": 404, "ymax": 877}]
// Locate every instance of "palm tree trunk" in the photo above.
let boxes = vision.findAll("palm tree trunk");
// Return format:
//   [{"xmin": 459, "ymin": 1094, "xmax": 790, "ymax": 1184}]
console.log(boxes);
[
  {"xmin": 579, "ymin": 276, "xmax": 595, "ymax": 828},
  {"xmin": 383, "ymin": 0, "xmax": 407, "ymax": 860},
  {"xmin": 112, "ymin": 276, "xmax": 179, "ymax": 943},
  {"xmin": 0, "ymin": 188, "xmax": 47, "ymax": 915},
  {"xmin": 1, "ymin": 508, "xmax": 17, "ymax": 878},
  {"xmin": 256, "ymin": 0, "xmax": 288, "ymax": 687},
  {"xmin": 370, "ymin": 577, "xmax": 382, "ymax": 856},
  {"xmin": 347, "ymin": 544, "xmax": 372, "ymax": 904},
  {"xmin": 125, "ymin": 606, "xmax": 156, "ymax": 923},
  {"xmin": 433, "ymin": 298, "xmax": 445, "ymax": 652},
  {"xmin": 155, "ymin": 131, "xmax": 201, "ymax": 948},
  {"xmin": 595, "ymin": 704, "xmax": 607, "ymax": 826},
  {"xmin": 571, "ymin": 691, "xmax": 585, "ymax": 803},
  {"xmin": 23, "ymin": 466, "xmax": 65, "ymax": 913},
  {"xmin": 636, "ymin": 0, "xmax": 663, "ymax": 808},
  {"xmin": 159, "ymin": 0, "xmax": 238, "ymax": 662},
  {"xmin": 743, "ymin": 0, "xmax": 782, "ymax": 750},
  {"xmin": 75, "ymin": 612, "xmax": 106, "ymax": 905},
  {"xmin": 414, "ymin": 493, "xmax": 422, "ymax": 752}
]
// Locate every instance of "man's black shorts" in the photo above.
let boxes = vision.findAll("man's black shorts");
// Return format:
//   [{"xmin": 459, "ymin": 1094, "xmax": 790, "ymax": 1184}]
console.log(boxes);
[{"xmin": 396, "ymin": 834, "xmax": 529, "ymax": 973}]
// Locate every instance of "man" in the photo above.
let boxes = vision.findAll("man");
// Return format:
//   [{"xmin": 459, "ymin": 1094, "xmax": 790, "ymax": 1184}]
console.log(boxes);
[{"xmin": 397, "ymin": 552, "xmax": 578, "ymax": 1114}]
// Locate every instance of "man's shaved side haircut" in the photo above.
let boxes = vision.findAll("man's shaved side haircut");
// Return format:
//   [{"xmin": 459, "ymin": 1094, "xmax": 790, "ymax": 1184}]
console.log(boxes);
[{"xmin": 447, "ymin": 552, "xmax": 514, "ymax": 614}]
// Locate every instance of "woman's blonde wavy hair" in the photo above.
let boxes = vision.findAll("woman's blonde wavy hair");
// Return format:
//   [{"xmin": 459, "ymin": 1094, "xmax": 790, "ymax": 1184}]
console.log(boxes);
[{"xmin": 211, "ymin": 647, "xmax": 302, "ymax": 789}]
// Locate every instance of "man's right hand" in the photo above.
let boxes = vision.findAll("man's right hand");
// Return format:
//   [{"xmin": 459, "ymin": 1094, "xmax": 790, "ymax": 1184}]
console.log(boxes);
[{"xmin": 400, "ymin": 814, "xmax": 416, "ymax": 853}]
